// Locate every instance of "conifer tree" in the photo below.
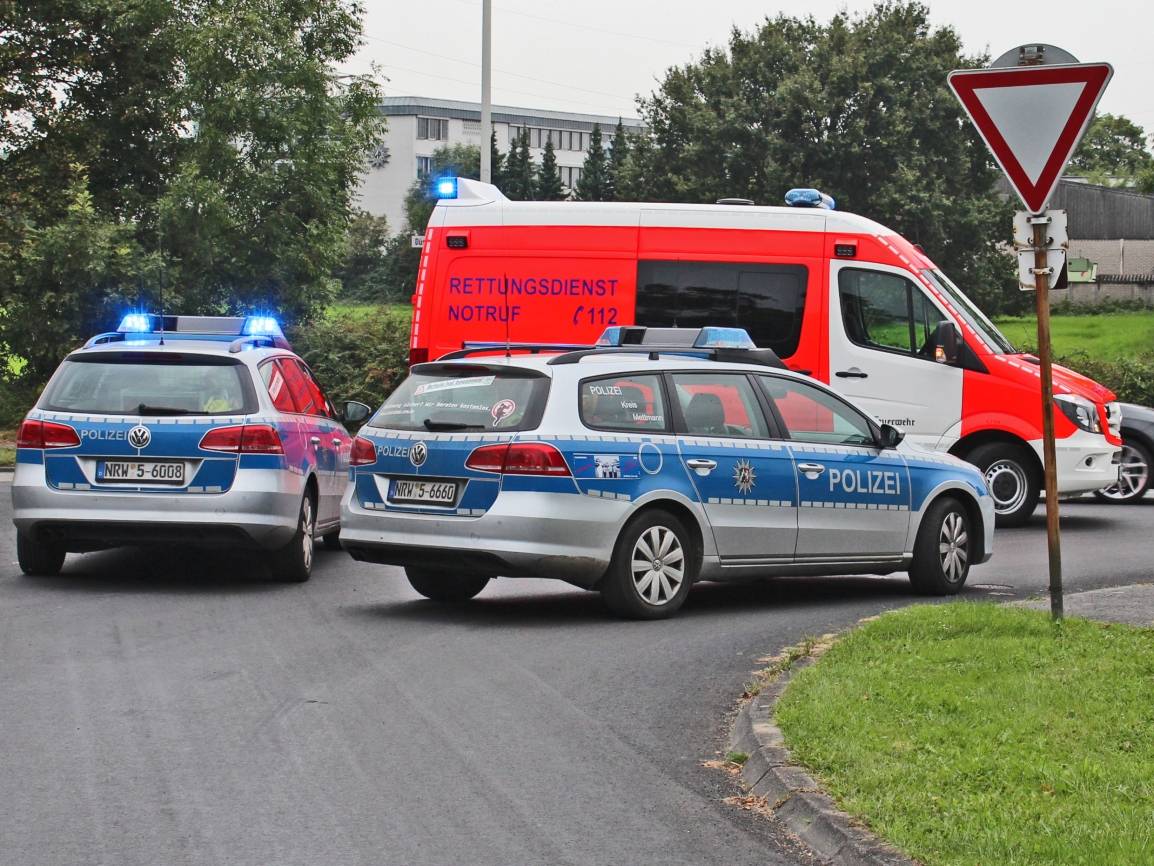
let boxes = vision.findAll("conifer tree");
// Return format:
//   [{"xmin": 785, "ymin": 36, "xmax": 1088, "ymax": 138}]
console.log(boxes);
[
  {"xmin": 535, "ymin": 138, "xmax": 566, "ymax": 200},
  {"xmin": 503, "ymin": 129, "xmax": 535, "ymax": 200},
  {"xmin": 575, "ymin": 123, "xmax": 609, "ymax": 201},
  {"xmin": 606, "ymin": 119, "xmax": 630, "ymax": 201},
  {"xmin": 489, "ymin": 127, "xmax": 506, "ymax": 190}
]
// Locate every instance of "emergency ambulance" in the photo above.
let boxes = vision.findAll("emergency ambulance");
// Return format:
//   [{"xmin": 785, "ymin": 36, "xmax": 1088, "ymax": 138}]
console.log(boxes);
[{"xmin": 405, "ymin": 179, "xmax": 1121, "ymax": 526}]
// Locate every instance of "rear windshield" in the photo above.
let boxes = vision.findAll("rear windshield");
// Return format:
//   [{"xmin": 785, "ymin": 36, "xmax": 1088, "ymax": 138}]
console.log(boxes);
[
  {"xmin": 372, "ymin": 366, "xmax": 549, "ymax": 432},
  {"xmin": 40, "ymin": 354, "xmax": 255, "ymax": 416}
]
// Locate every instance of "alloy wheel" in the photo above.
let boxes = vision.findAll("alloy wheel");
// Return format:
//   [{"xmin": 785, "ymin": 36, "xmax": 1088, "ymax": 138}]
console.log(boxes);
[
  {"xmin": 1098, "ymin": 443, "xmax": 1149, "ymax": 501},
  {"xmin": 630, "ymin": 525, "xmax": 685, "ymax": 605},
  {"xmin": 938, "ymin": 510, "xmax": 969, "ymax": 584}
]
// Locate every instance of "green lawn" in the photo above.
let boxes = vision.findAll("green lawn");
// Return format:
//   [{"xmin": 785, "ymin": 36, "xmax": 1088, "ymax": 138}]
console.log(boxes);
[
  {"xmin": 324, "ymin": 302, "xmax": 410, "ymax": 322},
  {"xmin": 994, "ymin": 311, "xmax": 1154, "ymax": 359},
  {"xmin": 776, "ymin": 603, "xmax": 1154, "ymax": 866},
  {"xmin": 0, "ymin": 447, "xmax": 13, "ymax": 468}
]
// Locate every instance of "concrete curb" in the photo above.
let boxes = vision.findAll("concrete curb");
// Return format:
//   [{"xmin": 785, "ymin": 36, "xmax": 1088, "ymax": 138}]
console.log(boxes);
[{"xmin": 729, "ymin": 655, "xmax": 916, "ymax": 866}]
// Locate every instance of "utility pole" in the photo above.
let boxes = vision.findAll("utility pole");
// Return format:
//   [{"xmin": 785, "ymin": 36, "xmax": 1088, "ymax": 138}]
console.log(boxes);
[{"xmin": 480, "ymin": 0, "xmax": 492, "ymax": 183}]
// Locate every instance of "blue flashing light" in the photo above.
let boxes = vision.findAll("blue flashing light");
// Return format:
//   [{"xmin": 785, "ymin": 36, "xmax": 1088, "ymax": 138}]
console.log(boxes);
[
  {"xmin": 434, "ymin": 176, "xmax": 459, "ymax": 199},
  {"xmin": 242, "ymin": 315, "xmax": 283, "ymax": 337},
  {"xmin": 597, "ymin": 327, "xmax": 624, "ymax": 346},
  {"xmin": 784, "ymin": 188, "xmax": 836, "ymax": 210},
  {"xmin": 118, "ymin": 313, "xmax": 154, "ymax": 333},
  {"xmin": 694, "ymin": 327, "xmax": 757, "ymax": 349}
]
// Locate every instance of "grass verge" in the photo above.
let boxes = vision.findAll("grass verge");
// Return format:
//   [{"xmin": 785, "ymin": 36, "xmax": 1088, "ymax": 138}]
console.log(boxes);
[
  {"xmin": 0, "ymin": 430, "xmax": 14, "ymax": 468},
  {"xmin": 994, "ymin": 310, "xmax": 1154, "ymax": 360},
  {"xmin": 775, "ymin": 603, "xmax": 1154, "ymax": 866}
]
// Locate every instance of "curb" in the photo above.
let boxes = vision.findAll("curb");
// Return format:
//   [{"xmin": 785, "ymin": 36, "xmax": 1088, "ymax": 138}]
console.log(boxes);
[{"xmin": 729, "ymin": 654, "xmax": 916, "ymax": 866}]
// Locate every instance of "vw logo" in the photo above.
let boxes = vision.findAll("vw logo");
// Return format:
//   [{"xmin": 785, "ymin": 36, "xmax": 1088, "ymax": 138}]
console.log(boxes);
[
  {"xmin": 409, "ymin": 441, "xmax": 428, "ymax": 468},
  {"xmin": 127, "ymin": 425, "xmax": 151, "ymax": 449}
]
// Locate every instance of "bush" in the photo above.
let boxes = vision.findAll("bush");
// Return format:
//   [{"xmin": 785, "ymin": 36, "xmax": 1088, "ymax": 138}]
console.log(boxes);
[
  {"xmin": 290, "ymin": 307, "xmax": 411, "ymax": 411},
  {"xmin": 1051, "ymin": 298, "xmax": 1152, "ymax": 316},
  {"xmin": 1057, "ymin": 351, "xmax": 1154, "ymax": 407}
]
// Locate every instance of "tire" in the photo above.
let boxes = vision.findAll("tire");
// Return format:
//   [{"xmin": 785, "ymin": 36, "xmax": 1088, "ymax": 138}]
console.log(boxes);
[
  {"xmin": 1094, "ymin": 438, "xmax": 1151, "ymax": 504},
  {"xmin": 17, "ymin": 531, "xmax": 66, "ymax": 577},
  {"xmin": 967, "ymin": 442, "xmax": 1039, "ymax": 528},
  {"xmin": 270, "ymin": 493, "xmax": 316, "ymax": 583},
  {"xmin": 321, "ymin": 530, "xmax": 342, "ymax": 551},
  {"xmin": 405, "ymin": 567, "xmax": 489, "ymax": 602},
  {"xmin": 909, "ymin": 496, "xmax": 973, "ymax": 595},
  {"xmin": 601, "ymin": 509, "xmax": 695, "ymax": 619}
]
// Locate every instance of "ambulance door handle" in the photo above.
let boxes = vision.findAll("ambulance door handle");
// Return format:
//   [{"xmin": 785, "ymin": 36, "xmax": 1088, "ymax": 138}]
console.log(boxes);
[
  {"xmin": 685, "ymin": 458, "xmax": 717, "ymax": 474},
  {"xmin": 835, "ymin": 368, "xmax": 868, "ymax": 379},
  {"xmin": 797, "ymin": 463, "xmax": 825, "ymax": 476}
]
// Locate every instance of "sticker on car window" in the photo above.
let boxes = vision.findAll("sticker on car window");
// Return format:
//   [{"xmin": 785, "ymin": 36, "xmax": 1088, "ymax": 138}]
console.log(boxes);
[
  {"xmin": 572, "ymin": 453, "xmax": 641, "ymax": 480},
  {"xmin": 413, "ymin": 375, "xmax": 495, "ymax": 396},
  {"xmin": 490, "ymin": 398, "xmax": 517, "ymax": 425}
]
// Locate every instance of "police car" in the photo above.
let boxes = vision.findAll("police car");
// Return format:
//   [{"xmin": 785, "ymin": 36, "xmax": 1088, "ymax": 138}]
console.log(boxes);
[
  {"xmin": 340, "ymin": 327, "xmax": 995, "ymax": 618},
  {"xmin": 11, "ymin": 314, "xmax": 371, "ymax": 581}
]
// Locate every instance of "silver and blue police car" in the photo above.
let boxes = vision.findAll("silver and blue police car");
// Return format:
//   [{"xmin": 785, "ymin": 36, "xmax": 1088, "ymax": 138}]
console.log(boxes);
[
  {"xmin": 11, "ymin": 314, "xmax": 371, "ymax": 581},
  {"xmin": 340, "ymin": 327, "xmax": 995, "ymax": 618}
]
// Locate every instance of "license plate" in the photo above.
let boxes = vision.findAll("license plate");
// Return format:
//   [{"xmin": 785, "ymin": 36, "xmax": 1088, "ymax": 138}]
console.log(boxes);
[
  {"xmin": 388, "ymin": 478, "xmax": 458, "ymax": 505},
  {"xmin": 97, "ymin": 460, "xmax": 185, "ymax": 485}
]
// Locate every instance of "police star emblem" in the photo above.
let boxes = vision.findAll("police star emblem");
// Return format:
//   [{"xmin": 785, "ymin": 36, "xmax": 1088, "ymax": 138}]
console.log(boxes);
[{"xmin": 732, "ymin": 459, "xmax": 756, "ymax": 495}]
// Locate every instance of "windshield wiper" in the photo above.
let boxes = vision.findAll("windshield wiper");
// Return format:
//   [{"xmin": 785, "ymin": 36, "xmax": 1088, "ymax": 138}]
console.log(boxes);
[
  {"xmin": 422, "ymin": 418, "xmax": 485, "ymax": 431},
  {"xmin": 135, "ymin": 403, "xmax": 191, "ymax": 416}
]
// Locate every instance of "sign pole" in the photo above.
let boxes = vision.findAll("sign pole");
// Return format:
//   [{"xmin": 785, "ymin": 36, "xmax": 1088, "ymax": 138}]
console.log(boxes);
[{"xmin": 1031, "ymin": 215, "xmax": 1063, "ymax": 620}]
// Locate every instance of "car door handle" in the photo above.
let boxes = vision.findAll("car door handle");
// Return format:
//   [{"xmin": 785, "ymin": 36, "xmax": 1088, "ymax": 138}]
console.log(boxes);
[
  {"xmin": 310, "ymin": 436, "xmax": 321, "ymax": 446},
  {"xmin": 797, "ymin": 462, "xmax": 825, "ymax": 475},
  {"xmin": 835, "ymin": 368, "xmax": 868, "ymax": 379},
  {"xmin": 332, "ymin": 438, "xmax": 342, "ymax": 447},
  {"xmin": 685, "ymin": 458, "xmax": 717, "ymax": 473}
]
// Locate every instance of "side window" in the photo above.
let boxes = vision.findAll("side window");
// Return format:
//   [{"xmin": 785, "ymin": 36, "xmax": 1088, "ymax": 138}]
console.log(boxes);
[
  {"xmin": 292, "ymin": 360, "xmax": 333, "ymax": 418},
  {"xmin": 759, "ymin": 377, "xmax": 875, "ymax": 447},
  {"xmin": 260, "ymin": 360, "xmax": 298, "ymax": 413},
  {"xmin": 635, "ymin": 260, "xmax": 808, "ymax": 358},
  {"xmin": 278, "ymin": 358, "xmax": 317, "ymax": 415},
  {"xmin": 579, "ymin": 374, "xmax": 668, "ymax": 432},
  {"xmin": 670, "ymin": 373, "xmax": 769, "ymax": 438},
  {"xmin": 839, "ymin": 268, "xmax": 949, "ymax": 357}
]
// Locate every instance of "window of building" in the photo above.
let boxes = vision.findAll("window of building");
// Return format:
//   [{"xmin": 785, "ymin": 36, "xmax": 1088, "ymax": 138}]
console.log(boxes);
[
  {"xmin": 417, "ymin": 117, "xmax": 448, "ymax": 141},
  {"xmin": 635, "ymin": 261, "xmax": 809, "ymax": 359},
  {"xmin": 838, "ymin": 269, "xmax": 949, "ymax": 358},
  {"xmin": 416, "ymin": 156, "xmax": 434, "ymax": 178},
  {"xmin": 530, "ymin": 128, "xmax": 541, "ymax": 148},
  {"xmin": 462, "ymin": 120, "xmax": 480, "ymax": 135}
]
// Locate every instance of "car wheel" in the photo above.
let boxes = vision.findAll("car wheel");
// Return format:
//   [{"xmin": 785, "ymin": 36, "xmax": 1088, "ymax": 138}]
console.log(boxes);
[
  {"xmin": 271, "ymin": 493, "xmax": 316, "ymax": 582},
  {"xmin": 1094, "ymin": 439, "xmax": 1151, "ymax": 504},
  {"xmin": 909, "ymin": 496, "xmax": 972, "ymax": 595},
  {"xmin": 322, "ymin": 530, "xmax": 342, "ymax": 551},
  {"xmin": 16, "ymin": 531, "xmax": 66, "ymax": 577},
  {"xmin": 968, "ymin": 442, "xmax": 1039, "ymax": 528},
  {"xmin": 601, "ymin": 509, "xmax": 695, "ymax": 619},
  {"xmin": 404, "ymin": 567, "xmax": 489, "ymax": 602}
]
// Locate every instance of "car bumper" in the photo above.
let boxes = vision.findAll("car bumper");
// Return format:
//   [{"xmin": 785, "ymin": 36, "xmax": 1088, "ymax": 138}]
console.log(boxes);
[
  {"xmin": 1030, "ymin": 430, "xmax": 1121, "ymax": 494},
  {"xmin": 11, "ymin": 463, "xmax": 303, "ymax": 550},
  {"xmin": 340, "ymin": 489, "xmax": 630, "ymax": 587},
  {"xmin": 978, "ymin": 493, "xmax": 995, "ymax": 563}
]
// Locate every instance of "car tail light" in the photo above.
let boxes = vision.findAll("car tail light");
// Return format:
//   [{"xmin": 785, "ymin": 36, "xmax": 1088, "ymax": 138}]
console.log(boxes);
[
  {"xmin": 350, "ymin": 436, "xmax": 377, "ymax": 466},
  {"xmin": 199, "ymin": 424, "xmax": 284, "ymax": 454},
  {"xmin": 465, "ymin": 442, "xmax": 570, "ymax": 476},
  {"xmin": 16, "ymin": 419, "xmax": 80, "ymax": 449}
]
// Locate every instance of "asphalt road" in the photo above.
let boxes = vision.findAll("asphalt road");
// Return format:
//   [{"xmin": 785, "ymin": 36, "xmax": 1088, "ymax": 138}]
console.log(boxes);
[{"xmin": 1, "ymin": 486, "xmax": 1150, "ymax": 866}]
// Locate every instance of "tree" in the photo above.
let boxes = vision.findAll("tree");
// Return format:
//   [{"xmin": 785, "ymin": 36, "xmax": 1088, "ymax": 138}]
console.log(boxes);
[
  {"xmin": 335, "ymin": 210, "xmax": 390, "ymax": 301},
  {"xmin": 606, "ymin": 119, "xmax": 630, "ymax": 201},
  {"xmin": 535, "ymin": 139, "xmax": 566, "ymax": 200},
  {"xmin": 0, "ymin": 0, "xmax": 383, "ymax": 394},
  {"xmin": 623, "ymin": 1, "xmax": 1022, "ymax": 313},
  {"xmin": 489, "ymin": 127, "xmax": 506, "ymax": 190},
  {"xmin": 1068, "ymin": 113, "xmax": 1154, "ymax": 186},
  {"xmin": 502, "ymin": 129, "xmax": 535, "ymax": 200},
  {"xmin": 575, "ymin": 123, "xmax": 609, "ymax": 201}
]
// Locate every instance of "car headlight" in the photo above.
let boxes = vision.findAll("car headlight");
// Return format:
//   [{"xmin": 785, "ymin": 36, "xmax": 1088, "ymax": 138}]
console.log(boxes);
[{"xmin": 1055, "ymin": 394, "xmax": 1101, "ymax": 434}]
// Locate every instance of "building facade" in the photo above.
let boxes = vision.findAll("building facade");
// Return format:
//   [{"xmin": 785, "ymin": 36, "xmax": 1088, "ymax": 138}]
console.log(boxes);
[{"xmin": 356, "ymin": 96, "xmax": 644, "ymax": 231}]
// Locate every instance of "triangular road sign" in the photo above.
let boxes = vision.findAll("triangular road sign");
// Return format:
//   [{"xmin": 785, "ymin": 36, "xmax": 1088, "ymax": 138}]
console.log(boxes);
[{"xmin": 948, "ymin": 63, "xmax": 1113, "ymax": 213}]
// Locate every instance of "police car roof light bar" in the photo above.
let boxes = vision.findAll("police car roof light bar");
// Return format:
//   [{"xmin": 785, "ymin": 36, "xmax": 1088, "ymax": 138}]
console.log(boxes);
[
  {"xmin": 546, "ymin": 346, "xmax": 787, "ymax": 369},
  {"xmin": 439, "ymin": 341, "xmax": 593, "ymax": 360}
]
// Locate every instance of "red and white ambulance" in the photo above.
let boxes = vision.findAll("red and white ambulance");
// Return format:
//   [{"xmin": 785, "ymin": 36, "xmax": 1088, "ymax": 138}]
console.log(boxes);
[{"xmin": 406, "ymin": 178, "xmax": 1121, "ymax": 526}]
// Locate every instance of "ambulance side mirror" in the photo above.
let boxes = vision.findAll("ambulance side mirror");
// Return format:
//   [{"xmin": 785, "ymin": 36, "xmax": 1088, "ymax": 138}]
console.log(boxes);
[
  {"xmin": 934, "ymin": 321, "xmax": 960, "ymax": 365},
  {"xmin": 878, "ymin": 424, "xmax": 904, "ymax": 449},
  {"xmin": 341, "ymin": 400, "xmax": 372, "ymax": 425}
]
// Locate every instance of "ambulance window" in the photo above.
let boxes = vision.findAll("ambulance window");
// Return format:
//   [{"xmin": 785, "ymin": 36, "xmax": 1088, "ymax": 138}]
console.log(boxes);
[
  {"xmin": 670, "ymin": 373, "xmax": 769, "ymax": 439},
  {"xmin": 759, "ymin": 377, "xmax": 875, "ymax": 447},
  {"xmin": 580, "ymin": 374, "xmax": 668, "ymax": 432},
  {"xmin": 635, "ymin": 261, "xmax": 808, "ymax": 358},
  {"xmin": 839, "ymin": 269, "xmax": 949, "ymax": 357}
]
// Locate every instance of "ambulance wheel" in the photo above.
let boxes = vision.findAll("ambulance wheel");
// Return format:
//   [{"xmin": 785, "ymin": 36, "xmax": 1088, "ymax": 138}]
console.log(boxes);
[
  {"xmin": 909, "ymin": 496, "xmax": 971, "ymax": 595},
  {"xmin": 17, "ymin": 531, "xmax": 66, "ymax": 577},
  {"xmin": 322, "ymin": 530, "xmax": 342, "ymax": 551},
  {"xmin": 271, "ymin": 493, "xmax": 315, "ymax": 582},
  {"xmin": 602, "ymin": 509, "xmax": 695, "ymax": 619},
  {"xmin": 405, "ymin": 567, "xmax": 490, "ymax": 602},
  {"xmin": 969, "ymin": 442, "xmax": 1039, "ymax": 528}
]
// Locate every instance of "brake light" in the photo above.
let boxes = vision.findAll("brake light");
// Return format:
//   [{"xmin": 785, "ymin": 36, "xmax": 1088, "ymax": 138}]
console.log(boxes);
[
  {"xmin": 465, "ymin": 442, "xmax": 570, "ymax": 475},
  {"xmin": 350, "ymin": 436, "xmax": 377, "ymax": 466},
  {"xmin": 199, "ymin": 424, "xmax": 284, "ymax": 454},
  {"xmin": 16, "ymin": 420, "xmax": 80, "ymax": 449}
]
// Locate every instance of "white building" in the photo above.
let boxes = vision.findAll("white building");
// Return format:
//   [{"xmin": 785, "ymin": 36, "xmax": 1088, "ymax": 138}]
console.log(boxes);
[{"xmin": 356, "ymin": 96, "xmax": 644, "ymax": 231}]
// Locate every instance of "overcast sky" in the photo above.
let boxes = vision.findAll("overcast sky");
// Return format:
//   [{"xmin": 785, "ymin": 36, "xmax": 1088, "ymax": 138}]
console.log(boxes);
[{"xmin": 341, "ymin": 0, "xmax": 1154, "ymax": 137}]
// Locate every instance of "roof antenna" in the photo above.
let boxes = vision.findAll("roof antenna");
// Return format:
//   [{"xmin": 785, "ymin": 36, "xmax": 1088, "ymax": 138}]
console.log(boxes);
[
  {"xmin": 503, "ymin": 274, "xmax": 511, "ymax": 358},
  {"xmin": 156, "ymin": 226, "xmax": 166, "ymax": 346}
]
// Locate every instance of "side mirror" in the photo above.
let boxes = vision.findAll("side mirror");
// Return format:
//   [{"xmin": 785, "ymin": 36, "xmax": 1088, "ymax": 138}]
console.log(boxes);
[
  {"xmin": 934, "ymin": 321, "xmax": 960, "ymax": 365},
  {"xmin": 878, "ymin": 423, "xmax": 904, "ymax": 449},
  {"xmin": 341, "ymin": 400, "xmax": 372, "ymax": 425}
]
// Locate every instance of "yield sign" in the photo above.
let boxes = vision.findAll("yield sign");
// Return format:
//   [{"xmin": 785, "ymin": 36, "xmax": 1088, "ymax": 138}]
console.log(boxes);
[{"xmin": 948, "ymin": 63, "xmax": 1113, "ymax": 213}]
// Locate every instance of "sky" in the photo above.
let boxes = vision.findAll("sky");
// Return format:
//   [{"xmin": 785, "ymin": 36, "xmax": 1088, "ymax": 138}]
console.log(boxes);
[{"xmin": 341, "ymin": 0, "xmax": 1154, "ymax": 136}]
